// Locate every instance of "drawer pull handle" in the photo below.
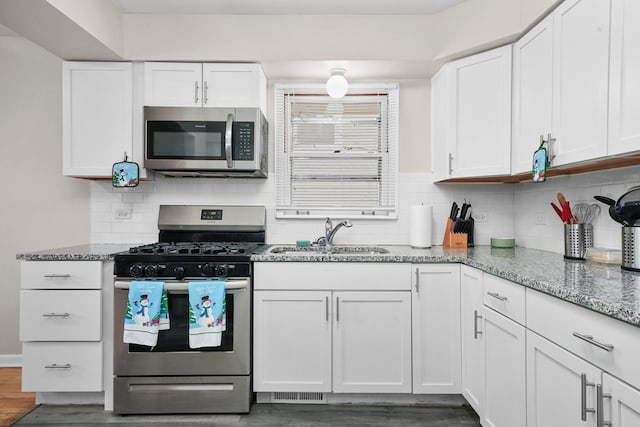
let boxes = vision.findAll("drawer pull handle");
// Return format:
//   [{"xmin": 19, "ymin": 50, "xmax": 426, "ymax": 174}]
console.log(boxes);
[
  {"xmin": 581, "ymin": 373, "xmax": 596, "ymax": 421},
  {"xmin": 44, "ymin": 363, "xmax": 71, "ymax": 369},
  {"xmin": 487, "ymin": 292, "xmax": 508, "ymax": 302},
  {"xmin": 473, "ymin": 310, "xmax": 483, "ymax": 339},
  {"xmin": 42, "ymin": 313, "xmax": 70, "ymax": 318},
  {"xmin": 415, "ymin": 268, "xmax": 420, "ymax": 293},
  {"xmin": 573, "ymin": 332, "xmax": 614, "ymax": 352},
  {"xmin": 43, "ymin": 274, "xmax": 71, "ymax": 278}
]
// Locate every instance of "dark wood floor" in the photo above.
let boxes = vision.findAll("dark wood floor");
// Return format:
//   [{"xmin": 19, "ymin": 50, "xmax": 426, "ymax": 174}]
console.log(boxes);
[{"xmin": 0, "ymin": 368, "xmax": 35, "ymax": 427}]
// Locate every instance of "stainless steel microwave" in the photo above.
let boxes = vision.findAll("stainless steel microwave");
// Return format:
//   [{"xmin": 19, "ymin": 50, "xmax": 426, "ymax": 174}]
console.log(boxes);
[{"xmin": 144, "ymin": 106, "xmax": 268, "ymax": 178}]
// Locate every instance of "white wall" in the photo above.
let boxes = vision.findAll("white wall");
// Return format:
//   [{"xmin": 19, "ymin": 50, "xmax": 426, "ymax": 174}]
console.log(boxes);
[{"xmin": 0, "ymin": 36, "xmax": 91, "ymax": 359}]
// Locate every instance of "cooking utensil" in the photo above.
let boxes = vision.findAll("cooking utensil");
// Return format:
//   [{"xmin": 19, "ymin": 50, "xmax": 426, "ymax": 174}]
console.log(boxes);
[
  {"xmin": 594, "ymin": 195, "xmax": 625, "ymax": 224},
  {"xmin": 449, "ymin": 202, "xmax": 459, "ymax": 221},
  {"xmin": 572, "ymin": 203, "xmax": 600, "ymax": 224},
  {"xmin": 551, "ymin": 202, "xmax": 565, "ymax": 223},
  {"xmin": 557, "ymin": 192, "xmax": 576, "ymax": 224}
]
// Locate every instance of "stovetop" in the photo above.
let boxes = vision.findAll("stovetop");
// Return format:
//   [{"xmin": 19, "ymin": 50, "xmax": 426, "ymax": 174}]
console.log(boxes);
[
  {"xmin": 125, "ymin": 241, "xmax": 262, "ymax": 256},
  {"xmin": 113, "ymin": 241, "xmax": 265, "ymax": 279}
]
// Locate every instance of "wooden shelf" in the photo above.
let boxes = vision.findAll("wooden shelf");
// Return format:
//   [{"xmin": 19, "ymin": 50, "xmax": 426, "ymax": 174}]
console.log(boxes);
[{"xmin": 438, "ymin": 153, "xmax": 640, "ymax": 184}]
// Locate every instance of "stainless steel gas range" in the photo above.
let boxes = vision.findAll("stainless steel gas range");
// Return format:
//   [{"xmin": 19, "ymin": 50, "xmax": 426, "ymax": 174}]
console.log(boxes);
[{"xmin": 112, "ymin": 205, "xmax": 266, "ymax": 415}]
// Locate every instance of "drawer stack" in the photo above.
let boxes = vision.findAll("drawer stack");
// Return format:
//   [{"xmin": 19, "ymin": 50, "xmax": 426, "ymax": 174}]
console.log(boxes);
[{"xmin": 20, "ymin": 261, "xmax": 103, "ymax": 392}]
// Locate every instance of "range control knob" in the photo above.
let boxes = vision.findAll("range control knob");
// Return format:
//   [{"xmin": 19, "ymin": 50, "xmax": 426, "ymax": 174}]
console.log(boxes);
[
  {"xmin": 215, "ymin": 265, "xmax": 228, "ymax": 277},
  {"xmin": 174, "ymin": 266, "xmax": 185, "ymax": 280},
  {"xmin": 129, "ymin": 263, "xmax": 144, "ymax": 278},
  {"xmin": 200, "ymin": 263, "xmax": 215, "ymax": 276},
  {"xmin": 144, "ymin": 264, "xmax": 159, "ymax": 277}
]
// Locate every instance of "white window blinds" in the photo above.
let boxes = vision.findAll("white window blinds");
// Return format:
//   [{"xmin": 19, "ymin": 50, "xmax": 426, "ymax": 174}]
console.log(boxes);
[{"xmin": 275, "ymin": 83, "xmax": 399, "ymax": 219}]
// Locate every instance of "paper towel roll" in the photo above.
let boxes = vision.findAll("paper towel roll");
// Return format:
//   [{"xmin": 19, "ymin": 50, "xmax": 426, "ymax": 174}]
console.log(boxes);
[{"xmin": 410, "ymin": 204, "xmax": 433, "ymax": 248}]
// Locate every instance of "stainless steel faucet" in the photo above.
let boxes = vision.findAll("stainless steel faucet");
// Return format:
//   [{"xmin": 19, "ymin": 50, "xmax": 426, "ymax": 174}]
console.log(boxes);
[{"xmin": 324, "ymin": 217, "xmax": 353, "ymax": 250}]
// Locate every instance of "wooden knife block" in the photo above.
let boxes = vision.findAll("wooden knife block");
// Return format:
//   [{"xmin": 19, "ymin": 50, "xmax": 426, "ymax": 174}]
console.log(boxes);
[{"xmin": 443, "ymin": 218, "xmax": 468, "ymax": 248}]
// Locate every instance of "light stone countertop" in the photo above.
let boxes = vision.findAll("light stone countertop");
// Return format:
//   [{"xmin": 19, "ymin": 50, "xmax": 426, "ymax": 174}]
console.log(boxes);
[
  {"xmin": 16, "ymin": 244, "xmax": 135, "ymax": 261},
  {"xmin": 252, "ymin": 245, "xmax": 640, "ymax": 328},
  {"xmin": 15, "ymin": 243, "xmax": 640, "ymax": 327}
]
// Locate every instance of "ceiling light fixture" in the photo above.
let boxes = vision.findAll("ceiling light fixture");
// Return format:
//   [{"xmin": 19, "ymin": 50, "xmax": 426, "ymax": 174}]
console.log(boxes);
[{"xmin": 326, "ymin": 68, "xmax": 348, "ymax": 99}]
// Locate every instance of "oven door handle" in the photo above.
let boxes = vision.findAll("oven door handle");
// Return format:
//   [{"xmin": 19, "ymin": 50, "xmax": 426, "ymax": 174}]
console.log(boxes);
[{"xmin": 114, "ymin": 279, "xmax": 249, "ymax": 291}]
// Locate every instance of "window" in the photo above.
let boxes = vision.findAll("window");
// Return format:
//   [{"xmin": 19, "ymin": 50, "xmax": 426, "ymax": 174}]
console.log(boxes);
[{"xmin": 275, "ymin": 83, "xmax": 399, "ymax": 219}]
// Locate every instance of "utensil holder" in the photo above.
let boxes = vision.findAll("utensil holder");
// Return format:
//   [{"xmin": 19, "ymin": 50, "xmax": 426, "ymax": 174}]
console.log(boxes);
[
  {"xmin": 583, "ymin": 223, "xmax": 593, "ymax": 248},
  {"xmin": 564, "ymin": 224, "xmax": 586, "ymax": 260},
  {"xmin": 622, "ymin": 226, "xmax": 640, "ymax": 271}
]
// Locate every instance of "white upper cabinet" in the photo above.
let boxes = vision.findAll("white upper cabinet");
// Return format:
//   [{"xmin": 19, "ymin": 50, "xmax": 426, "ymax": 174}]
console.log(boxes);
[
  {"xmin": 511, "ymin": 14, "xmax": 554, "ymax": 175},
  {"xmin": 512, "ymin": 0, "xmax": 611, "ymax": 173},
  {"xmin": 144, "ymin": 62, "xmax": 267, "ymax": 112},
  {"xmin": 608, "ymin": 0, "xmax": 640, "ymax": 156},
  {"xmin": 432, "ymin": 45, "xmax": 512, "ymax": 180},
  {"xmin": 144, "ymin": 62, "xmax": 202, "ymax": 107},
  {"xmin": 551, "ymin": 0, "xmax": 610, "ymax": 165},
  {"xmin": 63, "ymin": 62, "xmax": 134, "ymax": 178}
]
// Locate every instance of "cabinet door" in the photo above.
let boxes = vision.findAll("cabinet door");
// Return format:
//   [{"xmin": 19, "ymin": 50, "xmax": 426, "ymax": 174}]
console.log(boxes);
[
  {"xmin": 333, "ymin": 291, "xmax": 412, "ymax": 393},
  {"xmin": 412, "ymin": 264, "xmax": 461, "ymax": 393},
  {"xmin": 604, "ymin": 373, "xmax": 640, "ymax": 427},
  {"xmin": 460, "ymin": 266, "xmax": 484, "ymax": 416},
  {"xmin": 431, "ymin": 65, "xmax": 452, "ymax": 181},
  {"xmin": 608, "ymin": 0, "xmax": 640, "ymax": 155},
  {"xmin": 62, "ymin": 62, "xmax": 133, "ymax": 177},
  {"xmin": 551, "ymin": 0, "xmax": 610, "ymax": 165},
  {"xmin": 144, "ymin": 62, "xmax": 203, "ymax": 107},
  {"xmin": 449, "ymin": 45, "xmax": 512, "ymax": 178},
  {"xmin": 527, "ymin": 330, "xmax": 599, "ymax": 427},
  {"xmin": 511, "ymin": 14, "xmax": 554, "ymax": 174},
  {"xmin": 253, "ymin": 291, "xmax": 332, "ymax": 392},
  {"xmin": 483, "ymin": 307, "xmax": 526, "ymax": 427},
  {"xmin": 202, "ymin": 63, "xmax": 266, "ymax": 112}
]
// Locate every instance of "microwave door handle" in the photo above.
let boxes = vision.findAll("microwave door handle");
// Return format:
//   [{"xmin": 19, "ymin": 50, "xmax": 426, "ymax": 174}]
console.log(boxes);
[{"xmin": 225, "ymin": 113, "xmax": 234, "ymax": 169}]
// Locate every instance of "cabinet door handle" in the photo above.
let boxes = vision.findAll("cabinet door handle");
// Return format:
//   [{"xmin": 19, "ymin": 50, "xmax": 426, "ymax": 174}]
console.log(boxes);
[
  {"xmin": 487, "ymin": 291, "xmax": 508, "ymax": 301},
  {"xmin": 581, "ymin": 373, "xmax": 596, "ymax": 421},
  {"xmin": 596, "ymin": 384, "xmax": 612, "ymax": 427},
  {"xmin": 43, "ymin": 274, "xmax": 71, "ymax": 278},
  {"xmin": 42, "ymin": 312, "xmax": 70, "ymax": 318},
  {"xmin": 473, "ymin": 310, "xmax": 483, "ymax": 339},
  {"xmin": 547, "ymin": 133, "xmax": 556, "ymax": 164},
  {"xmin": 573, "ymin": 332, "xmax": 614, "ymax": 352},
  {"xmin": 448, "ymin": 153, "xmax": 454, "ymax": 175},
  {"xmin": 204, "ymin": 81, "xmax": 209, "ymax": 104},
  {"xmin": 596, "ymin": 384, "xmax": 613, "ymax": 427},
  {"xmin": 325, "ymin": 296, "xmax": 329, "ymax": 322},
  {"xmin": 194, "ymin": 81, "xmax": 200, "ymax": 104},
  {"xmin": 336, "ymin": 296, "xmax": 340, "ymax": 322},
  {"xmin": 45, "ymin": 363, "xmax": 71, "ymax": 369},
  {"xmin": 415, "ymin": 268, "xmax": 420, "ymax": 293}
]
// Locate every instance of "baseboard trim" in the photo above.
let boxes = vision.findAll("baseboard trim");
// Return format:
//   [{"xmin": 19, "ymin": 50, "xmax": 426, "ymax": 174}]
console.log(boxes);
[{"xmin": 0, "ymin": 354, "xmax": 22, "ymax": 367}]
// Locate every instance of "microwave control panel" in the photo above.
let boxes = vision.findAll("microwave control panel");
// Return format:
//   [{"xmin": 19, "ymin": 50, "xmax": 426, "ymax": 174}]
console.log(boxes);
[{"xmin": 233, "ymin": 122, "xmax": 255, "ymax": 160}]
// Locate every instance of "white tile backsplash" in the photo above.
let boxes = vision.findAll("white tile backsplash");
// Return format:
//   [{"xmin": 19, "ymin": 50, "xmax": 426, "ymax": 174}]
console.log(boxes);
[{"xmin": 89, "ymin": 166, "xmax": 640, "ymax": 253}]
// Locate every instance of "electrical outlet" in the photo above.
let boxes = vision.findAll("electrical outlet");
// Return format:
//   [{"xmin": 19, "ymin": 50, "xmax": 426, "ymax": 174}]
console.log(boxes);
[
  {"xmin": 535, "ymin": 212, "xmax": 547, "ymax": 225},
  {"xmin": 474, "ymin": 211, "xmax": 488, "ymax": 222},
  {"xmin": 115, "ymin": 205, "xmax": 132, "ymax": 219}
]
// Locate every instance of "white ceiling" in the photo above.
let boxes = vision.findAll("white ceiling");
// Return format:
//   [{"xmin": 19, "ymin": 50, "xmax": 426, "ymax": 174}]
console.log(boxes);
[{"xmin": 113, "ymin": 0, "xmax": 467, "ymax": 15}]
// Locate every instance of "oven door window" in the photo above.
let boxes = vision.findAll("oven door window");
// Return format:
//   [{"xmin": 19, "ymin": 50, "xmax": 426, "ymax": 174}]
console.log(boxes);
[
  {"xmin": 128, "ymin": 292, "xmax": 234, "ymax": 353},
  {"xmin": 147, "ymin": 121, "xmax": 226, "ymax": 160}
]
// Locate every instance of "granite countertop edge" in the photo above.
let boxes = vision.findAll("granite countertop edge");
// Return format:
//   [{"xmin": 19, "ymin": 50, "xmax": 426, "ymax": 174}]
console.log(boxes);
[{"xmin": 16, "ymin": 244, "xmax": 137, "ymax": 261}]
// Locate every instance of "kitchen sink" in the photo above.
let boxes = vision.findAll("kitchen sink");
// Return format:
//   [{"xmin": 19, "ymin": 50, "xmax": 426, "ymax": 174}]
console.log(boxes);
[{"xmin": 268, "ymin": 245, "xmax": 389, "ymax": 255}]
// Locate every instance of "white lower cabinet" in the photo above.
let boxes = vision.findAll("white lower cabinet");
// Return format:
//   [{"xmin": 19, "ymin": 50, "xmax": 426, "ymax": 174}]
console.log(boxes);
[
  {"xmin": 483, "ymin": 307, "xmax": 526, "ymax": 427},
  {"xmin": 333, "ymin": 291, "xmax": 412, "ymax": 393},
  {"xmin": 253, "ymin": 262, "xmax": 412, "ymax": 394},
  {"xmin": 20, "ymin": 261, "xmax": 106, "ymax": 394},
  {"xmin": 604, "ymin": 373, "xmax": 640, "ymax": 427},
  {"xmin": 527, "ymin": 330, "xmax": 599, "ymax": 427},
  {"xmin": 253, "ymin": 291, "xmax": 332, "ymax": 392},
  {"xmin": 460, "ymin": 265, "xmax": 484, "ymax": 416},
  {"xmin": 411, "ymin": 264, "xmax": 461, "ymax": 394}
]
